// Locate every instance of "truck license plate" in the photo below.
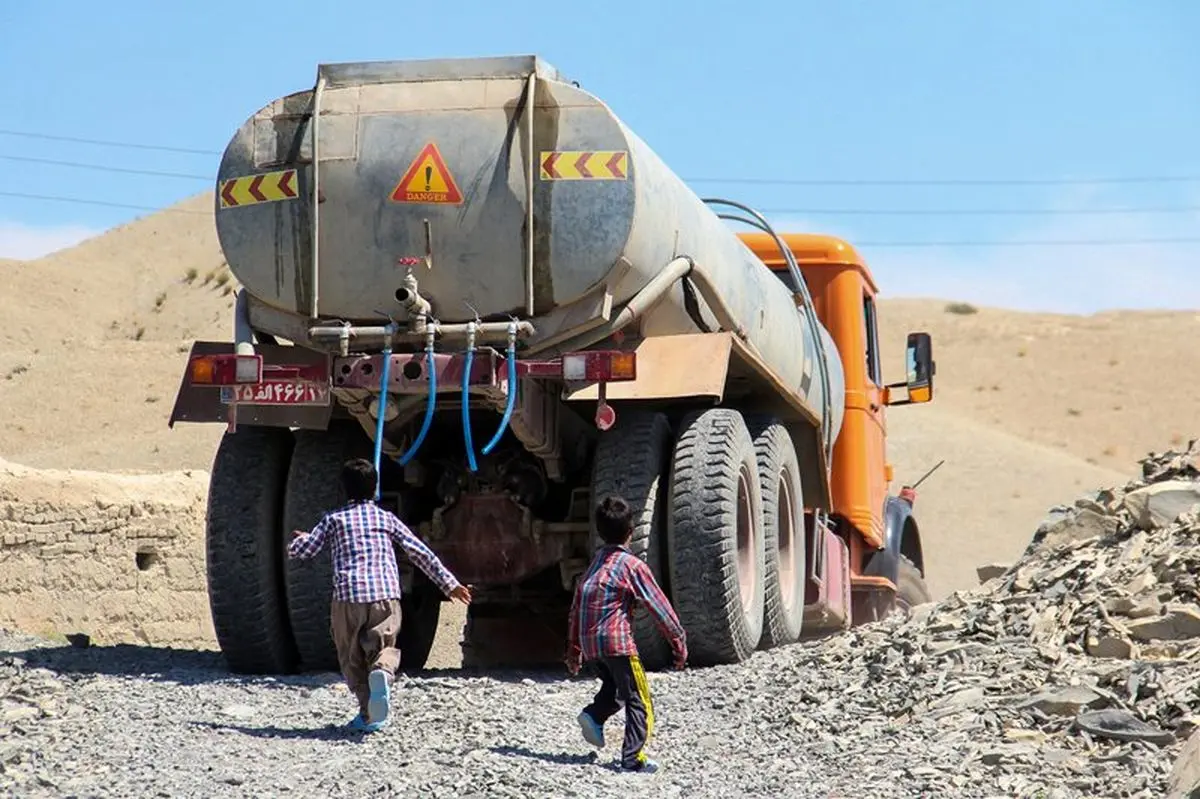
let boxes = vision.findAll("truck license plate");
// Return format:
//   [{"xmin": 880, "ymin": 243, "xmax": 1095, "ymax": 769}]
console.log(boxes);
[{"xmin": 219, "ymin": 381, "xmax": 331, "ymax": 406}]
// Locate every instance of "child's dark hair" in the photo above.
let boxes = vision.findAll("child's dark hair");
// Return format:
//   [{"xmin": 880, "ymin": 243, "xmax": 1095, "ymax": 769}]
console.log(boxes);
[
  {"xmin": 341, "ymin": 458, "xmax": 377, "ymax": 502},
  {"xmin": 594, "ymin": 494, "xmax": 634, "ymax": 545}
]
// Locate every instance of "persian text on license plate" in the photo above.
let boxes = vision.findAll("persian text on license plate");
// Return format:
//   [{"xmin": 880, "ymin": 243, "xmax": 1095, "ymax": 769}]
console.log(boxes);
[{"xmin": 219, "ymin": 381, "xmax": 330, "ymax": 406}]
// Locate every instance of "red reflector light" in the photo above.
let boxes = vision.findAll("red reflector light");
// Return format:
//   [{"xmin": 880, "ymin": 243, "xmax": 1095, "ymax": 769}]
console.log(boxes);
[
  {"xmin": 561, "ymin": 350, "xmax": 637, "ymax": 382},
  {"xmin": 190, "ymin": 354, "xmax": 262, "ymax": 385}
]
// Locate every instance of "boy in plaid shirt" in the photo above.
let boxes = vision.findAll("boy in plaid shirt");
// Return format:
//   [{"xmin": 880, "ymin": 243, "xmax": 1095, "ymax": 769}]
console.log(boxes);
[
  {"xmin": 289, "ymin": 458, "xmax": 472, "ymax": 733},
  {"xmin": 566, "ymin": 494, "xmax": 688, "ymax": 773}
]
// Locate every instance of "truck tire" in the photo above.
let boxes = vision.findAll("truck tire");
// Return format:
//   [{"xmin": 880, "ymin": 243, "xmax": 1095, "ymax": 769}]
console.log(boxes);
[
  {"xmin": 205, "ymin": 426, "xmax": 298, "ymax": 675},
  {"xmin": 745, "ymin": 417, "xmax": 806, "ymax": 649},
  {"xmin": 396, "ymin": 577, "xmax": 442, "ymax": 674},
  {"xmin": 282, "ymin": 423, "xmax": 371, "ymax": 671},
  {"xmin": 589, "ymin": 410, "xmax": 674, "ymax": 670},
  {"xmin": 667, "ymin": 408, "xmax": 766, "ymax": 666},
  {"xmin": 896, "ymin": 555, "xmax": 932, "ymax": 610}
]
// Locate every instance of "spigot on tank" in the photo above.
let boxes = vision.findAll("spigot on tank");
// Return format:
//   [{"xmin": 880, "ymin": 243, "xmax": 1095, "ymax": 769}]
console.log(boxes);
[
  {"xmin": 337, "ymin": 321, "xmax": 351, "ymax": 358},
  {"xmin": 396, "ymin": 269, "xmax": 432, "ymax": 333},
  {"xmin": 465, "ymin": 318, "xmax": 478, "ymax": 352}
]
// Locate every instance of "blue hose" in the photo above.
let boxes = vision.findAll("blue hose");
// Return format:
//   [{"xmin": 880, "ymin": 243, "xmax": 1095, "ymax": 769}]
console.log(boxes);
[
  {"xmin": 396, "ymin": 346, "xmax": 436, "ymax": 467},
  {"xmin": 481, "ymin": 342, "xmax": 517, "ymax": 456},
  {"xmin": 461, "ymin": 347, "xmax": 479, "ymax": 472},
  {"xmin": 371, "ymin": 344, "xmax": 392, "ymax": 501}
]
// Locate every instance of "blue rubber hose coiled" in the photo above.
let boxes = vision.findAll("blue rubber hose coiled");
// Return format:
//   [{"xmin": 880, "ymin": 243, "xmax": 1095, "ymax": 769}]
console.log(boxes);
[
  {"xmin": 396, "ymin": 345, "xmax": 436, "ymax": 467},
  {"xmin": 461, "ymin": 347, "xmax": 479, "ymax": 472},
  {"xmin": 481, "ymin": 341, "xmax": 517, "ymax": 456},
  {"xmin": 371, "ymin": 343, "xmax": 393, "ymax": 500}
]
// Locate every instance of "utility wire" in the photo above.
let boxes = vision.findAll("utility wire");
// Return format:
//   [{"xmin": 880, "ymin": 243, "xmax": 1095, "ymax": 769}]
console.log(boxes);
[
  {"xmin": 0, "ymin": 154, "xmax": 212, "ymax": 181},
  {"xmin": 0, "ymin": 191, "xmax": 210, "ymax": 214},
  {"xmin": 3, "ymin": 128, "xmax": 1200, "ymax": 187},
  {"xmin": 0, "ymin": 129, "xmax": 220, "ymax": 156},
  {"xmin": 4, "ymin": 190, "xmax": 1198, "ymax": 247},
  {"xmin": 759, "ymin": 205, "xmax": 1200, "ymax": 217},
  {"xmin": 689, "ymin": 175, "xmax": 1200, "ymax": 187},
  {"xmin": 4, "ymin": 152, "xmax": 1199, "ymax": 219}
]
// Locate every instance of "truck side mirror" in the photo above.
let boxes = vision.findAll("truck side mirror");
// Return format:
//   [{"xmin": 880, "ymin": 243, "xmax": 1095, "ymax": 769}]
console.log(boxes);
[{"xmin": 884, "ymin": 332, "xmax": 935, "ymax": 406}]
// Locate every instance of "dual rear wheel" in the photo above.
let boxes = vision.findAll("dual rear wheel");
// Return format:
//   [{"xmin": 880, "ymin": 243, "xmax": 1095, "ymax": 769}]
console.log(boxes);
[
  {"xmin": 204, "ymin": 423, "xmax": 442, "ymax": 675},
  {"xmin": 588, "ymin": 408, "xmax": 808, "ymax": 669}
]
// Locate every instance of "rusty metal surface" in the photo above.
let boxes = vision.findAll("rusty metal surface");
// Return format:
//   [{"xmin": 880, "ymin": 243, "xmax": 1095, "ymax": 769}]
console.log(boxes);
[
  {"xmin": 423, "ymin": 493, "xmax": 579, "ymax": 587},
  {"xmin": 168, "ymin": 341, "xmax": 333, "ymax": 430},
  {"xmin": 801, "ymin": 525, "xmax": 852, "ymax": 636},
  {"xmin": 565, "ymin": 332, "xmax": 731, "ymax": 403},
  {"xmin": 213, "ymin": 55, "xmax": 845, "ymax": 435}
]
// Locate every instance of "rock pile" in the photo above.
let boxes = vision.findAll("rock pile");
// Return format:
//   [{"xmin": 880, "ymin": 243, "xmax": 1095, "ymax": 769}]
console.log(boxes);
[{"xmin": 784, "ymin": 438, "xmax": 1200, "ymax": 798}]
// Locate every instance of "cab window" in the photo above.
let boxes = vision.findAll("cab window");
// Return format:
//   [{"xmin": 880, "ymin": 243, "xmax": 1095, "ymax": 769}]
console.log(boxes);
[{"xmin": 863, "ymin": 293, "xmax": 882, "ymax": 386}]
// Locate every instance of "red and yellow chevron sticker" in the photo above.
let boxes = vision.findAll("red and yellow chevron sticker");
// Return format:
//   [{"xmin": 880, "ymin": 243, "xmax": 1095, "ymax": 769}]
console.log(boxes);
[
  {"xmin": 219, "ymin": 169, "xmax": 299, "ymax": 209},
  {"xmin": 539, "ymin": 151, "xmax": 628, "ymax": 181}
]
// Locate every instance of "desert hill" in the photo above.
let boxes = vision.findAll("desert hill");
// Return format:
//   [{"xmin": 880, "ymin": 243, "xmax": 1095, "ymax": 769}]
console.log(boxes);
[{"xmin": 1, "ymin": 193, "xmax": 1195, "ymax": 599}]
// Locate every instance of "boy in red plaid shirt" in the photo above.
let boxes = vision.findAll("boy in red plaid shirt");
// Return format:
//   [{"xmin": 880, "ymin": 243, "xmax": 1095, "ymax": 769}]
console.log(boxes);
[
  {"xmin": 289, "ymin": 458, "xmax": 472, "ymax": 733},
  {"xmin": 566, "ymin": 494, "xmax": 687, "ymax": 773}
]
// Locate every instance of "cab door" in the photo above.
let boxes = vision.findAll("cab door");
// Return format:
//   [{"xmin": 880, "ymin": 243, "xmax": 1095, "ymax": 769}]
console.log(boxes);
[{"xmin": 861, "ymin": 291, "xmax": 890, "ymax": 524}]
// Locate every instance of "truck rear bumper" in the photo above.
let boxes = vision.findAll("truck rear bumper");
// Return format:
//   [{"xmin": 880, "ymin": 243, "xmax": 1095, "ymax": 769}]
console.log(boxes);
[{"xmin": 169, "ymin": 341, "xmax": 334, "ymax": 430}]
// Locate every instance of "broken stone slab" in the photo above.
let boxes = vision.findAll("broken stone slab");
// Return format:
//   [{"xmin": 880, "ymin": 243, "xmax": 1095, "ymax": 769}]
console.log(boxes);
[
  {"xmin": 1107, "ymin": 596, "xmax": 1164, "ymax": 619},
  {"xmin": 1017, "ymin": 686, "xmax": 1106, "ymax": 717},
  {"xmin": 1122, "ymin": 480, "xmax": 1200, "ymax": 531},
  {"xmin": 1035, "ymin": 508, "xmax": 1120, "ymax": 551},
  {"xmin": 1075, "ymin": 709, "xmax": 1175, "ymax": 746},
  {"xmin": 1126, "ymin": 605, "xmax": 1200, "ymax": 642},
  {"xmin": 1086, "ymin": 634, "xmax": 1134, "ymax": 659},
  {"xmin": 1167, "ymin": 729, "xmax": 1200, "ymax": 799},
  {"xmin": 976, "ymin": 563, "xmax": 1010, "ymax": 584}
]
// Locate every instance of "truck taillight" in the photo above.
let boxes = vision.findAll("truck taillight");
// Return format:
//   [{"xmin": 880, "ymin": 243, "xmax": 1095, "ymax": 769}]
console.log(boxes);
[
  {"xmin": 561, "ymin": 350, "xmax": 636, "ymax": 382},
  {"xmin": 190, "ymin": 354, "xmax": 262, "ymax": 385}
]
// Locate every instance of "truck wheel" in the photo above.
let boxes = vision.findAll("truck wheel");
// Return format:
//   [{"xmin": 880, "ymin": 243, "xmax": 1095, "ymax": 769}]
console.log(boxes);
[
  {"xmin": 282, "ymin": 423, "xmax": 371, "ymax": 671},
  {"xmin": 863, "ymin": 552, "xmax": 932, "ymax": 620},
  {"xmin": 396, "ymin": 577, "xmax": 442, "ymax": 674},
  {"xmin": 745, "ymin": 417, "xmax": 806, "ymax": 649},
  {"xmin": 896, "ymin": 555, "xmax": 932, "ymax": 610},
  {"xmin": 205, "ymin": 426, "xmax": 299, "ymax": 675},
  {"xmin": 590, "ymin": 410, "xmax": 674, "ymax": 670},
  {"xmin": 667, "ymin": 408, "xmax": 766, "ymax": 666}
]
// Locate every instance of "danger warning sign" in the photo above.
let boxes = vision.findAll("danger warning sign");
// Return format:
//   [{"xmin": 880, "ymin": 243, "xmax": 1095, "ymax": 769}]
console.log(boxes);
[{"xmin": 389, "ymin": 142, "xmax": 464, "ymax": 205}]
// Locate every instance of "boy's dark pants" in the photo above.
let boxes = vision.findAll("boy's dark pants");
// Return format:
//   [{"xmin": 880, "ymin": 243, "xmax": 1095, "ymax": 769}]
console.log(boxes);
[
  {"xmin": 330, "ymin": 599, "xmax": 402, "ymax": 717},
  {"xmin": 582, "ymin": 655, "xmax": 655, "ymax": 768}
]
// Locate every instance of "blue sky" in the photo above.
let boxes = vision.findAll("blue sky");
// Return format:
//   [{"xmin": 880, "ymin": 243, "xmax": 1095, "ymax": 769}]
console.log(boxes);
[{"xmin": 2, "ymin": 1, "xmax": 1197, "ymax": 312}]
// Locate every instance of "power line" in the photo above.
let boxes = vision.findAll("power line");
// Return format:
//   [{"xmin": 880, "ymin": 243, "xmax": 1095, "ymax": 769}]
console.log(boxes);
[
  {"xmin": 850, "ymin": 237, "xmax": 1200, "ymax": 248},
  {"xmin": 0, "ymin": 154, "xmax": 212, "ymax": 181},
  {"xmin": 6, "ymin": 152, "xmax": 1200, "ymax": 219},
  {"xmin": 761, "ymin": 205, "xmax": 1200, "ymax": 217},
  {"xmin": 0, "ymin": 191, "xmax": 210, "ymax": 214},
  {"xmin": 0, "ymin": 129, "xmax": 220, "ymax": 156},
  {"xmin": 4, "ymin": 128, "xmax": 1200, "ymax": 188},
  {"xmin": 690, "ymin": 175, "xmax": 1200, "ymax": 187},
  {"xmin": 5, "ymin": 190, "xmax": 1198, "ymax": 247}
]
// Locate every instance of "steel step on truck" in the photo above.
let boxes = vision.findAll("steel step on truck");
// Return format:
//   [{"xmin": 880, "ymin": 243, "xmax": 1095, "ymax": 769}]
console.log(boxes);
[{"xmin": 169, "ymin": 55, "xmax": 938, "ymax": 674}]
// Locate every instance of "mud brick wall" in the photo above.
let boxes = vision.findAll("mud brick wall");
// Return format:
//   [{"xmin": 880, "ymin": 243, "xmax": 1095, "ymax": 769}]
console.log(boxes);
[{"xmin": 0, "ymin": 459, "xmax": 216, "ymax": 649}]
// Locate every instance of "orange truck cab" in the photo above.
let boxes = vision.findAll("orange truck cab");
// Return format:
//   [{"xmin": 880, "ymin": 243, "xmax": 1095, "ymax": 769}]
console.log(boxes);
[{"xmin": 739, "ymin": 232, "xmax": 936, "ymax": 626}]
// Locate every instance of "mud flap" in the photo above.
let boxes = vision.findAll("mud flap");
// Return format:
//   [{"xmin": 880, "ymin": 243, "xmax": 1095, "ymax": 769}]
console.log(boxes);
[{"xmin": 168, "ymin": 341, "xmax": 334, "ymax": 431}]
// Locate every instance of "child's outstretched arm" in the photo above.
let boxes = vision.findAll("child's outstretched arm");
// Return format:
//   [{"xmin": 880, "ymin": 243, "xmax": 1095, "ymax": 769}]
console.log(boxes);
[
  {"xmin": 384, "ymin": 513, "xmax": 472, "ymax": 603},
  {"xmin": 629, "ymin": 560, "xmax": 688, "ymax": 668},
  {"xmin": 288, "ymin": 516, "xmax": 333, "ymax": 560}
]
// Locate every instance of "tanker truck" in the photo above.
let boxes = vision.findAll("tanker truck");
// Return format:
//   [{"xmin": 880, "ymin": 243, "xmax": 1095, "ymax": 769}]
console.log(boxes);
[{"xmin": 168, "ymin": 55, "xmax": 938, "ymax": 675}]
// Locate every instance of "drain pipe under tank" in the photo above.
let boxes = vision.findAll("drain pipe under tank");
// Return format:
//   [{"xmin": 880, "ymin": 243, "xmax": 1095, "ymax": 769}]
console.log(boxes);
[
  {"xmin": 539, "ymin": 256, "xmax": 749, "ymax": 356},
  {"xmin": 234, "ymin": 288, "xmax": 255, "ymax": 356}
]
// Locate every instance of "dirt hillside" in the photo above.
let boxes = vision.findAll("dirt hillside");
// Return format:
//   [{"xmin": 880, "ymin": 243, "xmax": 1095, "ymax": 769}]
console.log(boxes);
[{"xmin": 1, "ymin": 192, "xmax": 1195, "ymax": 609}]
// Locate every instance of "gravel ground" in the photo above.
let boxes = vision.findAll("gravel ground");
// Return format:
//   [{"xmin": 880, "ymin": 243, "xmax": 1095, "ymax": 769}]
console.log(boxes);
[
  {"xmin": 0, "ymin": 620, "xmax": 1134, "ymax": 799},
  {"xmin": 0, "ymin": 627, "xmax": 1007, "ymax": 799}
]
